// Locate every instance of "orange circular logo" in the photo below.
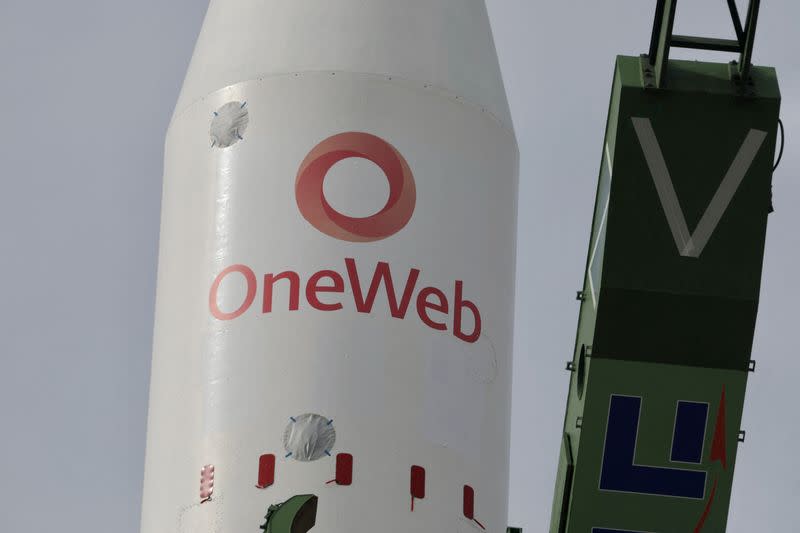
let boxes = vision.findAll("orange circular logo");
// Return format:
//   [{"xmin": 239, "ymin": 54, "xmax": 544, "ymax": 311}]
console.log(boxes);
[{"xmin": 295, "ymin": 132, "xmax": 416, "ymax": 242}]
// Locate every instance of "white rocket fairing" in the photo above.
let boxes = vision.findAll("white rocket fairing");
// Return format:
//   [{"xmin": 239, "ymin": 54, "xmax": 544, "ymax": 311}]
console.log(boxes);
[{"xmin": 141, "ymin": 1, "xmax": 519, "ymax": 532}]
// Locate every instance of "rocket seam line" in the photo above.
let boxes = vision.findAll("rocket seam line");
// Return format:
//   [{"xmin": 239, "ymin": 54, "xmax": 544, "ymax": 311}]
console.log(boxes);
[{"xmin": 168, "ymin": 70, "xmax": 517, "ymax": 137}]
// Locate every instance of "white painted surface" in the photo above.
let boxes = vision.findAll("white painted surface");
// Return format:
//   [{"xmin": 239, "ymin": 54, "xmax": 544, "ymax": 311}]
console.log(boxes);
[
  {"xmin": 141, "ymin": 2, "xmax": 518, "ymax": 531},
  {"xmin": 174, "ymin": 0, "xmax": 513, "ymax": 130}
]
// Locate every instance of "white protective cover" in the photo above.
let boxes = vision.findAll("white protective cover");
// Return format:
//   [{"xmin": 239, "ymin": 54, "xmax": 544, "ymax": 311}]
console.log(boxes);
[{"xmin": 141, "ymin": 1, "xmax": 519, "ymax": 532}]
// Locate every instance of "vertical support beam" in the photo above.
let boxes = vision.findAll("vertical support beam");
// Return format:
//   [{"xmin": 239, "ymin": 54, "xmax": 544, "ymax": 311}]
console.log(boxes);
[
  {"xmin": 739, "ymin": 0, "xmax": 761, "ymax": 80},
  {"xmin": 648, "ymin": 0, "xmax": 667, "ymax": 65},
  {"xmin": 653, "ymin": 0, "xmax": 678, "ymax": 88},
  {"xmin": 726, "ymin": 0, "xmax": 746, "ymax": 44}
]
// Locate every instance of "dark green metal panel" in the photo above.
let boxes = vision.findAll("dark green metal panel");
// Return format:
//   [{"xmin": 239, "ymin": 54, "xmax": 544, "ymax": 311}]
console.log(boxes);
[
  {"xmin": 549, "ymin": 55, "xmax": 780, "ymax": 533},
  {"xmin": 597, "ymin": 56, "xmax": 780, "ymax": 370},
  {"xmin": 568, "ymin": 358, "xmax": 746, "ymax": 532}
]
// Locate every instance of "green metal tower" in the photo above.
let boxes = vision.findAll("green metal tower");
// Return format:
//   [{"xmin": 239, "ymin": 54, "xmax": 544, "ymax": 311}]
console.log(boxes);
[{"xmin": 549, "ymin": 1, "xmax": 781, "ymax": 532}]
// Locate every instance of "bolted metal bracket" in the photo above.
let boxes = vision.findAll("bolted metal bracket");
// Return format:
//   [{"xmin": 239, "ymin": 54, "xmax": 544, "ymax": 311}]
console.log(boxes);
[
  {"xmin": 748, "ymin": 360, "xmax": 757, "ymax": 372},
  {"xmin": 566, "ymin": 362, "xmax": 577, "ymax": 372},
  {"xmin": 576, "ymin": 417, "xmax": 584, "ymax": 429},
  {"xmin": 576, "ymin": 291, "xmax": 586, "ymax": 302},
  {"xmin": 738, "ymin": 430, "xmax": 747, "ymax": 443},
  {"xmin": 641, "ymin": 55, "xmax": 657, "ymax": 90},
  {"xmin": 729, "ymin": 61, "xmax": 757, "ymax": 98}
]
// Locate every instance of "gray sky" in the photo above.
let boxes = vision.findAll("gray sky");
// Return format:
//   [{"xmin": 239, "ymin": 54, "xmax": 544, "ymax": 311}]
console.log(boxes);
[{"xmin": 0, "ymin": 1, "xmax": 797, "ymax": 532}]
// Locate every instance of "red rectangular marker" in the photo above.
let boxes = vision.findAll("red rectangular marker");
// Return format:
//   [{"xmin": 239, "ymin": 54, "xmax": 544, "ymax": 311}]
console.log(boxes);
[
  {"xmin": 463, "ymin": 485, "xmax": 485, "ymax": 529},
  {"xmin": 335, "ymin": 453, "xmax": 353, "ymax": 486},
  {"xmin": 463, "ymin": 484, "xmax": 475, "ymax": 519},
  {"xmin": 410, "ymin": 465, "xmax": 426, "ymax": 511},
  {"xmin": 257, "ymin": 454, "xmax": 275, "ymax": 488},
  {"xmin": 410, "ymin": 466, "xmax": 426, "ymax": 499}
]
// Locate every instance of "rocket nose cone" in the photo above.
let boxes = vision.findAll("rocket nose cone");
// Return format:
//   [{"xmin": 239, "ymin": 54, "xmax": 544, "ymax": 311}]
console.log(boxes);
[{"xmin": 173, "ymin": 0, "xmax": 513, "ymax": 130}]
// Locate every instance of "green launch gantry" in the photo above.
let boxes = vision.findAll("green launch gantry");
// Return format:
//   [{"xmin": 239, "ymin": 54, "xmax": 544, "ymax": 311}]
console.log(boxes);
[
  {"xmin": 259, "ymin": 495, "xmax": 318, "ymax": 533},
  {"xmin": 549, "ymin": 1, "xmax": 781, "ymax": 532}
]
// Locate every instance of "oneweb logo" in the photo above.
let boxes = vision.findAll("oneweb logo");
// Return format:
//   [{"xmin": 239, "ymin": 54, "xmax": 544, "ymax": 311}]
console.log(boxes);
[
  {"xmin": 295, "ymin": 132, "xmax": 416, "ymax": 242},
  {"xmin": 208, "ymin": 132, "xmax": 482, "ymax": 344}
]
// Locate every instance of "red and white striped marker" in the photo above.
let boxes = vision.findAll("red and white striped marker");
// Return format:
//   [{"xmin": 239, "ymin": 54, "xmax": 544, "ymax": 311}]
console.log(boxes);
[{"xmin": 200, "ymin": 465, "xmax": 215, "ymax": 503}]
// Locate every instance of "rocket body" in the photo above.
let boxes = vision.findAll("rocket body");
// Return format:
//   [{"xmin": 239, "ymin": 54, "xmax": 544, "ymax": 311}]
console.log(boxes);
[{"xmin": 140, "ymin": 1, "xmax": 519, "ymax": 532}]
